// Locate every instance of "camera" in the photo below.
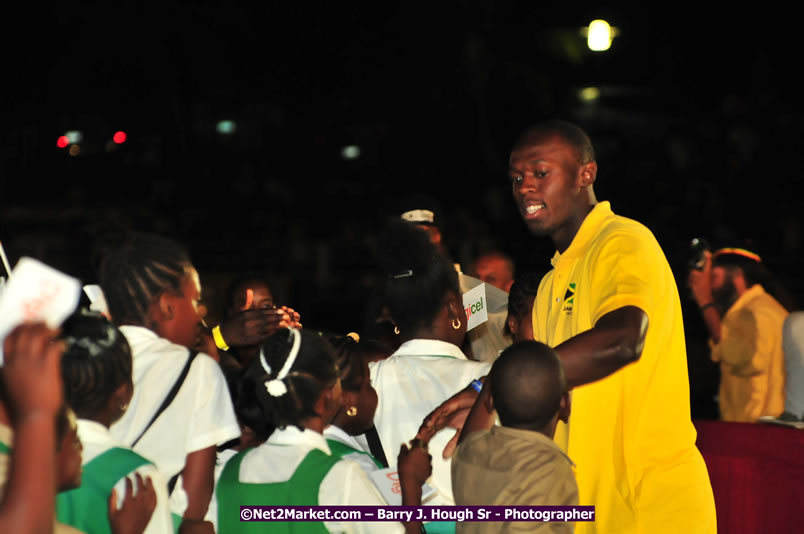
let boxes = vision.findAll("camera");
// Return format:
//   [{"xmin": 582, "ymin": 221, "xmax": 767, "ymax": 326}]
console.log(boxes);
[{"xmin": 688, "ymin": 237, "xmax": 710, "ymax": 271}]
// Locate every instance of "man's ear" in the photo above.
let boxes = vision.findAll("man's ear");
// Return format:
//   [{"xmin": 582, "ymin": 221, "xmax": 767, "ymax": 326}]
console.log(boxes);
[
  {"xmin": 558, "ymin": 391, "xmax": 571, "ymax": 424},
  {"xmin": 579, "ymin": 161, "xmax": 597, "ymax": 188},
  {"xmin": 732, "ymin": 267, "xmax": 749, "ymax": 294}
]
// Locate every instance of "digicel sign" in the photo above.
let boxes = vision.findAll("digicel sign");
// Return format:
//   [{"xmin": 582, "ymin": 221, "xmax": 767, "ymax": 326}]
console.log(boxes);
[
  {"xmin": 462, "ymin": 283, "xmax": 489, "ymax": 332},
  {"xmin": 465, "ymin": 296, "xmax": 484, "ymax": 319}
]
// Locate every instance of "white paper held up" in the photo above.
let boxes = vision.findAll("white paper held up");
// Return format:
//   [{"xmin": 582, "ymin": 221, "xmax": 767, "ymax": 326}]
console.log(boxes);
[{"xmin": 0, "ymin": 257, "xmax": 82, "ymax": 365}]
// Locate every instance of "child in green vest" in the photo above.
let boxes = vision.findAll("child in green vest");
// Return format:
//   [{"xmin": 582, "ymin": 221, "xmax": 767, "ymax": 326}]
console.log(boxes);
[
  {"xmin": 324, "ymin": 334, "xmax": 384, "ymax": 471},
  {"xmin": 2, "ymin": 321, "xmax": 162, "ymax": 534},
  {"xmin": 324, "ymin": 333, "xmax": 431, "ymax": 524},
  {"xmin": 215, "ymin": 328, "xmax": 431, "ymax": 534},
  {"xmin": 56, "ymin": 311, "xmax": 176, "ymax": 534}
]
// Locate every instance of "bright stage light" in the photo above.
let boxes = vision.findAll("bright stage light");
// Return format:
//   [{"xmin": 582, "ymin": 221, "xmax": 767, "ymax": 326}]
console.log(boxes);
[{"xmin": 587, "ymin": 20, "xmax": 614, "ymax": 51}]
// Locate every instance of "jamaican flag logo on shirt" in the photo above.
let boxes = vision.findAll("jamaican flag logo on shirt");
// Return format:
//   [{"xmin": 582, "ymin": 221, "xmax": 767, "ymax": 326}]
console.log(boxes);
[{"xmin": 562, "ymin": 283, "xmax": 575, "ymax": 313}]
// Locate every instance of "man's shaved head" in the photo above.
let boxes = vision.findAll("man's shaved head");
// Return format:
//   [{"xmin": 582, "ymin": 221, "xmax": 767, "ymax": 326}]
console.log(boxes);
[{"xmin": 513, "ymin": 120, "xmax": 595, "ymax": 165}]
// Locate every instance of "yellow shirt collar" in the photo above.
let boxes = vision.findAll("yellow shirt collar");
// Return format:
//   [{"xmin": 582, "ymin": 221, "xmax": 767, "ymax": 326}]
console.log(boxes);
[
  {"xmin": 728, "ymin": 283, "xmax": 767, "ymax": 315},
  {"xmin": 550, "ymin": 201, "xmax": 612, "ymax": 267}
]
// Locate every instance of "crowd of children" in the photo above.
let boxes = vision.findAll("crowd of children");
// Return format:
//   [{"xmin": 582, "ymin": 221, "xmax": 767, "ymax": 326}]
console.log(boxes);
[{"xmin": 0, "ymin": 219, "xmax": 579, "ymax": 534}]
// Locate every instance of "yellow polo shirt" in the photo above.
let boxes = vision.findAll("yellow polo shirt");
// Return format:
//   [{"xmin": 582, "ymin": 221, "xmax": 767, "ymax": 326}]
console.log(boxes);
[{"xmin": 532, "ymin": 202, "xmax": 716, "ymax": 534}]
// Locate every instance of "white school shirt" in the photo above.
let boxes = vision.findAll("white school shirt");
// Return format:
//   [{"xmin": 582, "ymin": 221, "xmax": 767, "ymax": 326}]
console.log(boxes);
[
  {"xmin": 77, "ymin": 419, "xmax": 174, "ymax": 534},
  {"xmin": 323, "ymin": 425, "xmax": 383, "ymax": 478},
  {"xmin": 110, "ymin": 326, "xmax": 241, "ymax": 515},
  {"xmin": 370, "ymin": 339, "xmax": 492, "ymax": 505},
  {"xmin": 210, "ymin": 426, "xmax": 403, "ymax": 534},
  {"xmin": 203, "ymin": 448, "xmax": 239, "ymax": 526}
]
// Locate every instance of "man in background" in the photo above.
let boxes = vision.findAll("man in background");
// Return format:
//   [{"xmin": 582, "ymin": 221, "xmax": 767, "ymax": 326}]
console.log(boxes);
[
  {"xmin": 688, "ymin": 247, "xmax": 789, "ymax": 422},
  {"xmin": 467, "ymin": 252, "xmax": 515, "ymax": 293}
]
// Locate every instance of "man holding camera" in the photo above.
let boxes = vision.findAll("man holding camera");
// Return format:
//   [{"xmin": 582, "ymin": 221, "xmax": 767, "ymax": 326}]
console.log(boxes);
[{"xmin": 688, "ymin": 247, "xmax": 788, "ymax": 422}]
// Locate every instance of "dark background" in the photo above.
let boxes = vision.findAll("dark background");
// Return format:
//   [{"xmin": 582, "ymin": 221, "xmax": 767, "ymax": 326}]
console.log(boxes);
[{"xmin": 2, "ymin": 4, "xmax": 802, "ymax": 416}]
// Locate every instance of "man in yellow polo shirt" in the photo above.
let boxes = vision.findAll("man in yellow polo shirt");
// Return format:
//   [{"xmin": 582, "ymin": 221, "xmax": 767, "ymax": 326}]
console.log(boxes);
[{"xmin": 508, "ymin": 120, "xmax": 716, "ymax": 533}]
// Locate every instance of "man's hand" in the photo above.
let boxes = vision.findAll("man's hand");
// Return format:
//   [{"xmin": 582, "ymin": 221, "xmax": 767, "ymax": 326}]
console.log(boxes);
[
  {"xmin": 687, "ymin": 250, "xmax": 714, "ymax": 307},
  {"xmin": 278, "ymin": 306, "xmax": 302, "ymax": 329},
  {"xmin": 2, "ymin": 323, "xmax": 64, "ymax": 420},
  {"xmin": 218, "ymin": 308, "xmax": 292, "ymax": 347},
  {"xmin": 416, "ymin": 383, "xmax": 481, "ymax": 459},
  {"xmin": 108, "ymin": 473, "xmax": 157, "ymax": 534}
]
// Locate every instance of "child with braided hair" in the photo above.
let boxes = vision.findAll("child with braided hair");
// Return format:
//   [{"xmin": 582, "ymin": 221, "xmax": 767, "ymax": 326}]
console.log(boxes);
[
  {"xmin": 56, "ymin": 310, "xmax": 174, "ymax": 534},
  {"xmin": 214, "ymin": 328, "xmax": 430, "ymax": 534},
  {"xmin": 97, "ymin": 232, "xmax": 240, "ymax": 529},
  {"xmin": 323, "ymin": 334, "xmax": 383, "ymax": 472}
]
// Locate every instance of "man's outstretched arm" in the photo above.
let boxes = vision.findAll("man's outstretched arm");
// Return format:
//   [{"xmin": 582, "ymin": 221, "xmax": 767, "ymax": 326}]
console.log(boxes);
[{"xmin": 555, "ymin": 306, "xmax": 648, "ymax": 389}]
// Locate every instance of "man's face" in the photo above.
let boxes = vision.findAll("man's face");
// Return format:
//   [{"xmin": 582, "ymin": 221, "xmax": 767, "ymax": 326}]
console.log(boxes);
[
  {"xmin": 470, "ymin": 256, "xmax": 513, "ymax": 292},
  {"xmin": 711, "ymin": 266, "xmax": 739, "ymax": 311},
  {"xmin": 508, "ymin": 135, "xmax": 586, "ymax": 238},
  {"xmin": 415, "ymin": 224, "xmax": 442, "ymax": 246}
]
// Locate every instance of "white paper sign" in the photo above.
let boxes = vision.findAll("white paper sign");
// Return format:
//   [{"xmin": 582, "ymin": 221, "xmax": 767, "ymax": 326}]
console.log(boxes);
[
  {"xmin": 0, "ymin": 257, "xmax": 82, "ymax": 365},
  {"xmin": 83, "ymin": 284, "xmax": 110, "ymax": 318},
  {"xmin": 462, "ymin": 282, "xmax": 489, "ymax": 332},
  {"xmin": 368, "ymin": 467, "xmax": 437, "ymax": 505}
]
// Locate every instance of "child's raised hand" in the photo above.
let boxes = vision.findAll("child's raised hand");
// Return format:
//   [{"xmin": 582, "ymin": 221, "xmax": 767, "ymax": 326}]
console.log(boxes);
[
  {"xmin": 397, "ymin": 440, "xmax": 432, "ymax": 488},
  {"xmin": 108, "ymin": 473, "xmax": 157, "ymax": 534},
  {"xmin": 1, "ymin": 323, "xmax": 64, "ymax": 420}
]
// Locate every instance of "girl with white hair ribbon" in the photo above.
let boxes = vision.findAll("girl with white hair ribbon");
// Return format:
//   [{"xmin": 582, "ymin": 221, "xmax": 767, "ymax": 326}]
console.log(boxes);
[{"xmin": 212, "ymin": 328, "xmax": 429, "ymax": 534}]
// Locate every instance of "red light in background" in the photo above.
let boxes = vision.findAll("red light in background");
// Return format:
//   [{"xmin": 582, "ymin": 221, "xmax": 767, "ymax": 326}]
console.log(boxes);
[
  {"xmin": 57, "ymin": 136, "xmax": 69, "ymax": 148},
  {"xmin": 113, "ymin": 131, "xmax": 127, "ymax": 144}
]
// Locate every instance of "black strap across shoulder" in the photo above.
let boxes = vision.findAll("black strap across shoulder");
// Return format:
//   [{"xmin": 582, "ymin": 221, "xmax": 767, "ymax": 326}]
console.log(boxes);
[
  {"xmin": 364, "ymin": 425, "xmax": 389, "ymax": 468},
  {"xmin": 131, "ymin": 350, "xmax": 199, "ymax": 448}
]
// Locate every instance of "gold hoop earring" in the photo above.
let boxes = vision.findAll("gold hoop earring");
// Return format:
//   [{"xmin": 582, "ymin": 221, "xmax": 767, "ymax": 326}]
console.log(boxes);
[
  {"xmin": 393, "ymin": 325, "xmax": 400, "ymax": 335},
  {"xmin": 346, "ymin": 406, "xmax": 358, "ymax": 417},
  {"xmin": 452, "ymin": 317, "xmax": 461, "ymax": 330}
]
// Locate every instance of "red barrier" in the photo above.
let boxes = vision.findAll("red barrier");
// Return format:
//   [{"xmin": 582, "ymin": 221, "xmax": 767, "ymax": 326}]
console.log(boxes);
[{"xmin": 694, "ymin": 420, "xmax": 804, "ymax": 534}]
